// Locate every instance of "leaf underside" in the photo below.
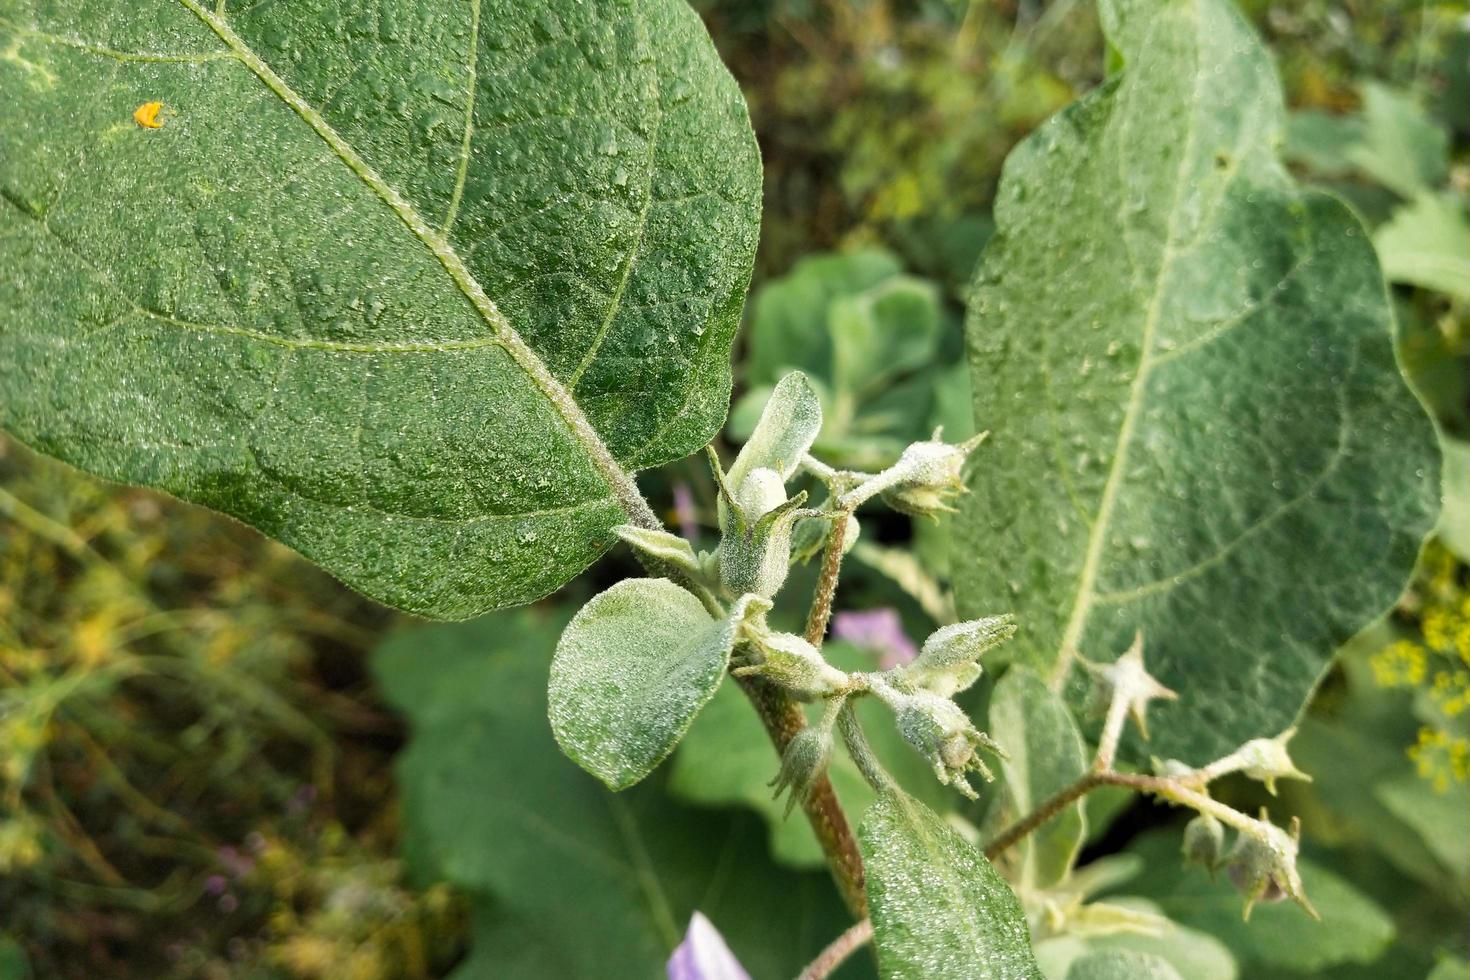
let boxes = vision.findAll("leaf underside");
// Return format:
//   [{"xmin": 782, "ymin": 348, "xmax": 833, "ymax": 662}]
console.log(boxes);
[
  {"xmin": 549, "ymin": 578, "xmax": 734, "ymax": 791},
  {"xmin": 0, "ymin": 0, "xmax": 760, "ymax": 618},
  {"xmin": 860, "ymin": 790, "xmax": 1042, "ymax": 980},
  {"xmin": 957, "ymin": 0, "xmax": 1438, "ymax": 761}
]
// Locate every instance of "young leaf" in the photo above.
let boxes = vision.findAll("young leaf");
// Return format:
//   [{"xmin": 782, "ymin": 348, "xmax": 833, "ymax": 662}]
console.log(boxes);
[
  {"xmin": 0, "ymin": 0, "xmax": 761, "ymax": 619},
  {"xmin": 725, "ymin": 371, "xmax": 824, "ymax": 492},
  {"xmin": 860, "ymin": 789, "xmax": 1042, "ymax": 980},
  {"xmin": 550, "ymin": 579, "xmax": 743, "ymax": 790},
  {"xmin": 829, "ymin": 277, "xmax": 943, "ymax": 399},
  {"xmin": 744, "ymin": 249, "xmax": 904, "ymax": 387},
  {"xmin": 956, "ymin": 0, "xmax": 1438, "ymax": 762},
  {"xmin": 988, "ymin": 667, "xmax": 1088, "ymax": 889}
]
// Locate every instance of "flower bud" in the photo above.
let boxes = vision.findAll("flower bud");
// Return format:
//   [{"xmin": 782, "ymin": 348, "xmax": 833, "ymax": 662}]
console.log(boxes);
[
  {"xmin": 900, "ymin": 615, "xmax": 1016, "ymax": 697},
  {"xmin": 1230, "ymin": 728, "xmax": 1312, "ymax": 795},
  {"xmin": 733, "ymin": 631, "xmax": 850, "ymax": 702},
  {"xmin": 1182, "ymin": 814, "xmax": 1225, "ymax": 874},
  {"xmin": 876, "ymin": 431, "xmax": 988, "ymax": 519},
  {"xmin": 1224, "ymin": 813, "xmax": 1317, "ymax": 921},
  {"xmin": 1081, "ymin": 633, "xmax": 1178, "ymax": 738},
  {"xmin": 876, "ymin": 682, "xmax": 1002, "ymax": 798},
  {"xmin": 769, "ymin": 724, "xmax": 834, "ymax": 816},
  {"xmin": 717, "ymin": 467, "xmax": 811, "ymax": 599}
]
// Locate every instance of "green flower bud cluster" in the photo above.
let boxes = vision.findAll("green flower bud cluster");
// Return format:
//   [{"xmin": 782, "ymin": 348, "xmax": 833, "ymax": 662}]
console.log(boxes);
[
  {"xmin": 732, "ymin": 629, "xmax": 850, "ymax": 702},
  {"xmin": 863, "ymin": 616, "xmax": 1016, "ymax": 798},
  {"xmin": 1224, "ymin": 812, "xmax": 1317, "ymax": 921}
]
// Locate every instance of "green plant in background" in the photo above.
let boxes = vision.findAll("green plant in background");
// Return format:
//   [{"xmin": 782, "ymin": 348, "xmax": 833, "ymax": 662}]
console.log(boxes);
[{"xmin": 0, "ymin": 0, "xmax": 1459, "ymax": 978}]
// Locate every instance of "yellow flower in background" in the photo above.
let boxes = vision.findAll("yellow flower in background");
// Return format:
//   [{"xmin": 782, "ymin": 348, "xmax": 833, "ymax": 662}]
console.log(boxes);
[
  {"xmin": 1409, "ymin": 728, "xmax": 1470, "ymax": 794},
  {"xmin": 1371, "ymin": 639, "xmax": 1427, "ymax": 688}
]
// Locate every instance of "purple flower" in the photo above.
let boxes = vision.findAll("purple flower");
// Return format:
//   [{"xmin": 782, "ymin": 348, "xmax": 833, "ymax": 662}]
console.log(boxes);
[
  {"xmin": 667, "ymin": 912, "xmax": 751, "ymax": 980},
  {"xmin": 831, "ymin": 608, "xmax": 918, "ymax": 669},
  {"xmin": 672, "ymin": 481, "xmax": 699, "ymax": 542}
]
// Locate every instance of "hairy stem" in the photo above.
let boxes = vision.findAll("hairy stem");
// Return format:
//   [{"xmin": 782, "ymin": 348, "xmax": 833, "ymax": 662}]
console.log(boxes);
[
  {"xmin": 799, "ymin": 918, "xmax": 874, "ymax": 980},
  {"xmin": 1093, "ymin": 685, "xmax": 1130, "ymax": 772},
  {"xmin": 804, "ymin": 510, "xmax": 853, "ymax": 645},
  {"xmin": 983, "ymin": 771, "xmax": 1105, "ymax": 860},
  {"xmin": 983, "ymin": 768, "xmax": 1260, "ymax": 861},
  {"xmin": 736, "ymin": 674, "xmax": 868, "ymax": 917},
  {"xmin": 621, "ymin": 459, "xmax": 867, "ymax": 917}
]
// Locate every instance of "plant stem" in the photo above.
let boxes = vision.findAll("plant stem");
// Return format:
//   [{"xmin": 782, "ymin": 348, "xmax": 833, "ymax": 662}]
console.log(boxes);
[
  {"xmin": 805, "ymin": 510, "xmax": 853, "ymax": 645},
  {"xmin": 616, "ymin": 461, "xmax": 868, "ymax": 917},
  {"xmin": 983, "ymin": 771, "xmax": 1104, "ymax": 859},
  {"xmin": 798, "ymin": 918, "xmax": 874, "ymax": 980},
  {"xmin": 736, "ymin": 674, "xmax": 868, "ymax": 917},
  {"xmin": 983, "ymin": 768, "xmax": 1261, "ymax": 861},
  {"xmin": 1093, "ymin": 685, "xmax": 1130, "ymax": 771}
]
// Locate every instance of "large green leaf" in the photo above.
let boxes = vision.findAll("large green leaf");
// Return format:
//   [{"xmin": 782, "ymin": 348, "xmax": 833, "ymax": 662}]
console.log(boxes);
[
  {"xmin": 0, "ymin": 0, "xmax": 760, "ymax": 619},
  {"xmin": 988, "ymin": 666, "xmax": 1088, "ymax": 889},
  {"xmin": 956, "ymin": 0, "xmax": 1438, "ymax": 762},
  {"xmin": 859, "ymin": 789, "xmax": 1042, "ymax": 980},
  {"xmin": 373, "ymin": 612, "xmax": 859, "ymax": 980},
  {"xmin": 549, "ymin": 578, "xmax": 739, "ymax": 790}
]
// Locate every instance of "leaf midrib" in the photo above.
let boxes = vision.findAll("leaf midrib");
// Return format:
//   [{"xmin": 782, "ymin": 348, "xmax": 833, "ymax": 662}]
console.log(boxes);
[
  {"xmin": 177, "ymin": 0, "xmax": 658, "ymax": 527},
  {"xmin": 1046, "ymin": 2, "xmax": 1205, "ymax": 690}
]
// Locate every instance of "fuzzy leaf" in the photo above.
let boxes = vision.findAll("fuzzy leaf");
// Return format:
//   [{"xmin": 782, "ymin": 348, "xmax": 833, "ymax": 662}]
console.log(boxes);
[
  {"xmin": 0, "ymin": 0, "xmax": 760, "ymax": 619},
  {"xmin": 1347, "ymin": 83, "xmax": 1450, "ymax": 199},
  {"xmin": 956, "ymin": 0, "xmax": 1438, "ymax": 762},
  {"xmin": 860, "ymin": 789, "xmax": 1042, "ymax": 980},
  {"xmin": 550, "ymin": 579, "xmax": 737, "ymax": 790},
  {"xmin": 988, "ymin": 667, "xmax": 1088, "ymax": 889}
]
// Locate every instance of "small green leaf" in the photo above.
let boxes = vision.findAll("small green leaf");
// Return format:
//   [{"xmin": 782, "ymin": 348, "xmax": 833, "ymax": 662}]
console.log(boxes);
[
  {"xmin": 1375, "ymin": 193, "xmax": 1470, "ymax": 302},
  {"xmin": 988, "ymin": 667, "xmax": 1088, "ymax": 889},
  {"xmin": 1064, "ymin": 950, "xmax": 1183, "ymax": 980},
  {"xmin": 860, "ymin": 789, "xmax": 1042, "ymax": 980},
  {"xmin": 550, "ymin": 579, "xmax": 745, "ymax": 790},
  {"xmin": 957, "ymin": 0, "xmax": 1438, "ymax": 762},
  {"xmin": 746, "ymin": 249, "xmax": 904, "ymax": 387},
  {"xmin": 613, "ymin": 524, "xmax": 703, "ymax": 579},
  {"xmin": 0, "ymin": 0, "xmax": 761, "ymax": 620},
  {"xmin": 1036, "ymin": 917, "xmax": 1237, "ymax": 980}
]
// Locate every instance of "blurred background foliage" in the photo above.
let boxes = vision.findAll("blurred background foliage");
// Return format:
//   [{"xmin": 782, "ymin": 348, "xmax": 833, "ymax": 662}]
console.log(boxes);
[{"xmin": 2, "ymin": 1, "xmax": 1468, "ymax": 977}]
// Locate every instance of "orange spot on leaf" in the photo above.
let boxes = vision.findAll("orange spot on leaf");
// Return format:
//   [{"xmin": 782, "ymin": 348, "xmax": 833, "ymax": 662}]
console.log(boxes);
[{"xmin": 133, "ymin": 101, "xmax": 165, "ymax": 129}]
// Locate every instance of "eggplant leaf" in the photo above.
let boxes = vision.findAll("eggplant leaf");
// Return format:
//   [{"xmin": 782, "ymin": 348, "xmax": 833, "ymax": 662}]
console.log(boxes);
[
  {"xmin": 0, "ymin": 0, "xmax": 760, "ymax": 618},
  {"xmin": 956, "ymin": 0, "xmax": 1438, "ymax": 761}
]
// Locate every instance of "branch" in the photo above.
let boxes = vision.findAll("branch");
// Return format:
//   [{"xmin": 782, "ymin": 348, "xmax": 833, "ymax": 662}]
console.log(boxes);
[
  {"xmin": 798, "ymin": 918, "xmax": 874, "ymax": 980},
  {"xmin": 804, "ymin": 510, "xmax": 853, "ymax": 645},
  {"xmin": 983, "ymin": 768, "xmax": 1266, "ymax": 861},
  {"xmin": 736, "ymin": 674, "xmax": 867, "ymax": 917}
]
